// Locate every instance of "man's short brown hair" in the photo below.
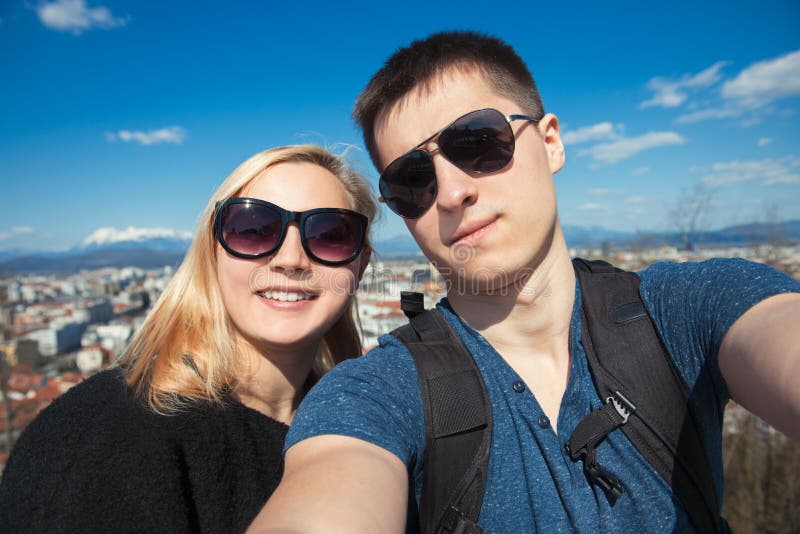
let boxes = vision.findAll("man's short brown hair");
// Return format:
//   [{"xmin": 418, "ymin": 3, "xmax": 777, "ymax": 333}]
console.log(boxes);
[{"xmin": 353, "ymin": 31, "xmax": 545, "ymax": 171}]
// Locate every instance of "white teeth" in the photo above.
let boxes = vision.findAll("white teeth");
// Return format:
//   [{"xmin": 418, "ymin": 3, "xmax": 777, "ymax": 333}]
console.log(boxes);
[{"xmin": 258, "ymin": 291, "xmax": 313, "ymax": 302}]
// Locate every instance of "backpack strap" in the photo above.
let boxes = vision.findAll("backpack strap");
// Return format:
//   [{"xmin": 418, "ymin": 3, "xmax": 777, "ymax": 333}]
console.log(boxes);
[
  {"xmin": 569, "ymin": 258, "xmax": 726, "ymax": 533},
  {"xmin": 392, "ymin": 292, "xmax": 490, "ymax": 534}
]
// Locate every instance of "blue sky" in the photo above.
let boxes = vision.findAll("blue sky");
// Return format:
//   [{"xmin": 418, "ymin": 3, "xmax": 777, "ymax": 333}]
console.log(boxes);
[{"xmin": 1, "ymin": 0, "xmax": 799, "ymax": 252}]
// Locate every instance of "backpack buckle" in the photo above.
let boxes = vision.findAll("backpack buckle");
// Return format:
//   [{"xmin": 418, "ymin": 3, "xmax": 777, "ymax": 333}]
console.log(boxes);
[
  {"xmin": 586, "ymin": 461, "xmax": 624, "ymax": 504},
  {"xmin": 606, "ymin": 390, "xmax": 636, "ymax": 424},
  {"xmin": 400, "ymin": 291, "xmax": 425, "ymax": 319}
]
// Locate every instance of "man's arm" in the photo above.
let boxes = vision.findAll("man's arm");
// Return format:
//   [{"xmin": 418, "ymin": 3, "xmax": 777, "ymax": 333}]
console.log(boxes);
[
  {"xmin": 719, "ymin": 292, "xmax": 800, "ymax": 439},
  {"xmin": 248, "ymin": 435, "xmax": 409, "ymax": 534}
]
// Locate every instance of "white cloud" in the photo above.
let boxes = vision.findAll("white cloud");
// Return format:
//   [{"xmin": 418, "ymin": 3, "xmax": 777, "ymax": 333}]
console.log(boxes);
[
  {"xmin": 721, "ymin": 50, "xmax": 800, "ymax": 107},
  {"xmin": 688, "ymin": 165, "xmax": 707, "ymax": 174},
  {"xmin": 35, "ymin": 0, "xmax": 129, "ymax": 35},
  {"xmin": 739, "ymin": 116, "xmax": 763, "ymax": 128},
  {"xmin": 640, "ymin": 61, "xmax": 729, "ymax": 109},
  {"xmin": 632, "ymin": 166, "xmax": 651, "ymax": 176},
  {"xmin": 561, "ymin": 122, "xmax": 621, "ymax": 145},
  {"xmin": 700, "ymin": 157, "xmax": 800, "ymax": 187},
  {"xmin": 0, "ymin": 226, "xmax": 35, "ymax": 240},
  {"xmin": 586, "ymin": 188, "xmax": 621, "ymax": 197},
  {"xmin": 626, "ymin": 207, "xmax": 647, "ymax": 216},
  {"xmin": 579, "ymin": 203, "xmax": 608, "ymax": 212},
  {"xmin": 675, "ymin": 50, "xmax": 800, "ymax": 124},
  {"xmin": 580, "ymin": 132, "xmax": 686, "ymax": 164},
  {"xmin": 107, "ymin": 126, "xmax": 187, "ymax": 146},
  {"xmin": 624, "ymin": 196, "xmax": 650, "ymax": 204},
  {"xmin": 83, "ymin": 226, "xmax": 193, "ymax": 247},
  {"xmin": 676, "ymin": 106, "xmax": 743, "ymax": 124},
  {"xmin": 757, "ymin": 137, "xmax": 773, "ymax": 147}
]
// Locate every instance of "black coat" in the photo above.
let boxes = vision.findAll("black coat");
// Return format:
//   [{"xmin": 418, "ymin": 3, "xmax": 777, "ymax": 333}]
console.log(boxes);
[{"xmin": 0, "ymin": 368, "xmax": 288, "ymax": 533}]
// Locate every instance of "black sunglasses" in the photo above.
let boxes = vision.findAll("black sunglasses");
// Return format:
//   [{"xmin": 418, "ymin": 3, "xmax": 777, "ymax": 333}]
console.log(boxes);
[
  {"xmin": 214, "ymin": 198, "xmax": 368, "ymax": 266},
  {"xmin": 379, "ymin": 108, "xmax": 540, "ymax": 219}
]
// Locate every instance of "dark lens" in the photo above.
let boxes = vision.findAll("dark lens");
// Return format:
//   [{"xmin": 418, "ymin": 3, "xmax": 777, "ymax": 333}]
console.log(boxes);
[
  {"xmin": 438, "ymin": 109, "xmax": 514, "ymax": 173},
  {"xmin": 379, "ymin": 150, "xmax": 437, "ymax": 219},
  {"xmin": 221, "ymin": 203, "xmax": 283, "ymax": 256},
  {"xmin": 304, "ymin": 212, "xmax": 365, "ymax": 264}
]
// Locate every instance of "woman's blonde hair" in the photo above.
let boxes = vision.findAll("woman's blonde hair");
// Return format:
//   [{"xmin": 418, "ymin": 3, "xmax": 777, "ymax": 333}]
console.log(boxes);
[{"xmin": 119, "ymin": 145, "xmax": 376, "ymax": 413}]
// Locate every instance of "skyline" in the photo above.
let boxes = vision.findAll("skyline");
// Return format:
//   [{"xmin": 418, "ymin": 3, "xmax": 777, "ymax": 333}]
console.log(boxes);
[{"xmin": 1, "ymin": 0, "xmax": 799, "ymax": 252}]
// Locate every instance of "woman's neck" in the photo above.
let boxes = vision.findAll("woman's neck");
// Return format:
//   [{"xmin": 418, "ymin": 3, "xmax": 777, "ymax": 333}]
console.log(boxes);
[{"xmin": 233, "ymin": 341, "xmax": 319, "ymax": 424}]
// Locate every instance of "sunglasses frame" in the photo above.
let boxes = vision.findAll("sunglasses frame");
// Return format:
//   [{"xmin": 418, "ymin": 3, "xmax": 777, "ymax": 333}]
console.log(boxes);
[
  {"xmin": 379, "ymin": 107, "xmax": 540, "ymax": 219},
  {"xmin": 214, "ymin": 197, "xmax": 368, "ymax": 266}
]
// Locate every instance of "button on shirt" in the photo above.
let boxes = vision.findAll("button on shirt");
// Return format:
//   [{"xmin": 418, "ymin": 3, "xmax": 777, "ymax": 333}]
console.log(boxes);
[{"xmin": 538, "ymin": 416, "xmax": 551, "ymax": 429}]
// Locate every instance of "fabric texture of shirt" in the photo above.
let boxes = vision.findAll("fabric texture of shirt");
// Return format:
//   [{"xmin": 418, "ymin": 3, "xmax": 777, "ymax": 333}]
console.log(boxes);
[
  {"xmin": 286, "ymin": 258, "xmax": 800, "ymax": 533},
  {"xmin": 0, "ymin": 367, "xmax": 288, "ymax": 534}
]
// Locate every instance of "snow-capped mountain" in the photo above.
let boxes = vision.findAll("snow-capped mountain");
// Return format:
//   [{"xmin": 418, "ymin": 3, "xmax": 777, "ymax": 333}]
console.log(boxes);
[
  {"xmin": 80, "ymin": 226, "xmax": 193, "ymax": 252},
  {"xmin": 0, "ymin": 227, "xmax": 193, "ymax": 275}
]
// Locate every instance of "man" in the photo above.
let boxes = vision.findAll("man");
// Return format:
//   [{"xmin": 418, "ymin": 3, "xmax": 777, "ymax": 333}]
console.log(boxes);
[{"xmin": 252, "ymin": 32, "xmax": 800, "ymax": 533}]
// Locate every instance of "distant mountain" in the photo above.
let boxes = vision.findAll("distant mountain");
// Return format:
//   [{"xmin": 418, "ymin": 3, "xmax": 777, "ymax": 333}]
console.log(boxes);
[
  {"xmin": 79, "ymin": 227, "xmax": 192, "ymax": 253},
  {"xmin": 0, "ymin": 248, "xmax": 185, "ymax": 276},
  {"xmin": 561, "ymin": 225, "xmax": 635, "ymax": 246},
  {"xmin": 0, "ymin": 249, "xmax": 34, "ymax": 263},
  {"xmin": 589, "ymin": 220, "xmax": 800, "ymax": 249},
  {"xmin": 1, "ymin": 220, "xmax": 798, "ymax": 275},
  {"xmin": 0, "ymin": 228, "xmax": 192, "ymax": 275},
  {"xmin": 699, "ymin": 220, "xmax": 800, "ymax": 246},
  {"xmin": 373, "ymin": 234, "xmax": 423, "ymax": 258}
]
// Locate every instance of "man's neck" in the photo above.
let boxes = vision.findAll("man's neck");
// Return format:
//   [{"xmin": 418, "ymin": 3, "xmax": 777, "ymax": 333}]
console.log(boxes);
[
  {"xmin": 446, "ymin": 227, "xmax": 575, "ymax": 356},
  {"xmin": 445, "ymin": 227, "xmax": 575, "ymax": 428}
]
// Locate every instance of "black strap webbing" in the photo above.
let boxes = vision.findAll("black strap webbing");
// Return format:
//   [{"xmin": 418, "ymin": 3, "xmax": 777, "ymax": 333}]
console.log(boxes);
[
  {"xmin": 572, "ymin": 258, "xmax": 725, "ymax": 533},
  {"xmin": 567, "ymin": 391, "xmax": 634, "ymax": 503},
  {"xmin": 393, "ymin": 260, "xmax": 726, "ymax": 533},
  {"xmin": 394, "ymin": 296, "xmax": 489, "ymax": 534}
]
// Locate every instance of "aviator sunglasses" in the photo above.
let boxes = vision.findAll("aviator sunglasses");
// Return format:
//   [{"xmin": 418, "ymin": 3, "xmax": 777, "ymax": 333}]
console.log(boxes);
[
  {"xmin": 379, "ymin": 107, "xmax": 540, "ymax": 219},
  {"xmin": 215, "ymin": 198, "xmax": 368, "ymax": 266}
]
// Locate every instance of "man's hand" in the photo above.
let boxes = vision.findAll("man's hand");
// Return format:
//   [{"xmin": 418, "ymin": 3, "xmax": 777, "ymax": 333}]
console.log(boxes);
[
  {"xmin": 719, "ymin": 292, "xmax": 800, "ymax": 439},
  {"xmin": 247, "ymin": 435, "xmax": 409, "ymax": 533}
]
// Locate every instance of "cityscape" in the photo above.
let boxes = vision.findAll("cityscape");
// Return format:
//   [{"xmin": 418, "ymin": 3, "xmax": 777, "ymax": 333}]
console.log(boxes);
[{"xmin": 1, "ymin": 241, "xmax": 799, "ymax": 530}]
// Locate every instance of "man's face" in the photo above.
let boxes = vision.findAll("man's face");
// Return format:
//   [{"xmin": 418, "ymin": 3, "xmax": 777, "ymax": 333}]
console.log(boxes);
[{"xmin": 373, "ymin": 68, "xmax": 565, "ymax": 294}]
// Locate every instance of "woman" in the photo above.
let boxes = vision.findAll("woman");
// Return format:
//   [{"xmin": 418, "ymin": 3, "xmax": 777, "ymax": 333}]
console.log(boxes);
[{"xmin": 0, "ymin": 145, "xmax": 376, "ymax": 533}]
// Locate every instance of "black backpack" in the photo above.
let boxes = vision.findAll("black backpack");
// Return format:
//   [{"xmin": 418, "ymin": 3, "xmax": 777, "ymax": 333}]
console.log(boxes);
[{"xmin": 391, "ymin": 259, "xmax": 728, "ymax": 534}]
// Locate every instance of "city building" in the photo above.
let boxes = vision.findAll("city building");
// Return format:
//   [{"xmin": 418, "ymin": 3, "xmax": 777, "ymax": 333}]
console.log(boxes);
[
  {"xmin": 0, "ymin": 339, "xmax": 41, "ymax": 368},
  {"xmin": 26, "ymin": 319, "xmax": 87, "ymax": 357}
]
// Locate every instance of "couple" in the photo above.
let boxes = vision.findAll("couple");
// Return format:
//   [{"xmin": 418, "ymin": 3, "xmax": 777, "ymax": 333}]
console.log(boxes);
[{"xmin": 5, "ymin": 31, "xmax": 800, "ymax": 533}]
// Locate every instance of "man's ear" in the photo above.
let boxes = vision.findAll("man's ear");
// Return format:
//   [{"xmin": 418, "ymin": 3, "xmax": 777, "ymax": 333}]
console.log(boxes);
[{"xmin": 538, "ymin": 113, "xmax": 565, "ymax": 174}]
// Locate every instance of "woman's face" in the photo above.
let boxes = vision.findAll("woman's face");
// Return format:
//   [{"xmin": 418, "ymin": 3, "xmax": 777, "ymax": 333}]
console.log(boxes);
[{"xmin": 216, "ymin": 161, "xmax": 364, "ymax": 356}]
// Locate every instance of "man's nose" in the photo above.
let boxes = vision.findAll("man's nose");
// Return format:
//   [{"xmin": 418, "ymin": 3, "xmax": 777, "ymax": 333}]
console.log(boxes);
[{"xmin": 433, "ymin": 153, "xmax": 479, "ymax": 212}]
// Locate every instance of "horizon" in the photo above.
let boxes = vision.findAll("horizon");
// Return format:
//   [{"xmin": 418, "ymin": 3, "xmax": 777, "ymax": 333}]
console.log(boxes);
[
  {"xmin": 2, "ymin": 0, "xmax": 799, "ymax": 252},
  {"xmin": 2, "ymin": 218, "xmax": 798, "ymax": 264}
]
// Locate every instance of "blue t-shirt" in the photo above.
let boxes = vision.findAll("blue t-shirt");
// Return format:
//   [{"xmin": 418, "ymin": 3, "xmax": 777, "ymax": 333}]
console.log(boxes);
[{"xmin": 286, "ymin": 259, "xmax": 800, "ymax": 533}]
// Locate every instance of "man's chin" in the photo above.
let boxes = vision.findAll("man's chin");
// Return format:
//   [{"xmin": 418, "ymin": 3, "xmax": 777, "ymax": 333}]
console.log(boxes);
[{"xmin": 441, "ymin": 260, "xmax": 527, "ymax": 294}]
